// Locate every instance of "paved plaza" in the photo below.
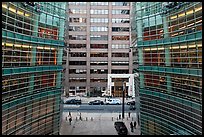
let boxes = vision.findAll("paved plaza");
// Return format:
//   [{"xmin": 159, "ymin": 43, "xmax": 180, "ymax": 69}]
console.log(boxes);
[{"xmin": 60, "ymin": 97, "xmax": 140, "ymax": 135}]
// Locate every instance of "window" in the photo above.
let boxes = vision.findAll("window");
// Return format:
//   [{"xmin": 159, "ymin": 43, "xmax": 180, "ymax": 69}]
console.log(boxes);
[
  {"xmin": 90, "ymin": 26, "xmax": 108, "ymax": 31},
  {"xmin": 90, "ymin": 35, "xmax": 108, "ymax": 40},
  {"xmin": 112, "ymin": 35, "xmax": 129, "ymax": 40},
  {"xmin": 112, "ymin": 10, "xmax": 130, "ymax": 14},
  {"xmin": 90, "ymin": 10, "xmax": 108, "ymax": 14},
  {"xmin": 112, "ymin": 27, "xmax": 129, "ymax": 32}
]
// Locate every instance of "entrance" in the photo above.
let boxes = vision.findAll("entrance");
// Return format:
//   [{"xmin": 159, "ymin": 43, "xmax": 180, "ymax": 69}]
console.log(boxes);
[{"xmin": 112, "ymin": 78, "xmax": 128, "ymax": 97}]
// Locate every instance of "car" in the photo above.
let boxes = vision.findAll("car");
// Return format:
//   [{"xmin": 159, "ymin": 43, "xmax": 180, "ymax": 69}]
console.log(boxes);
[
  {"xmin": 114, "ymin": 121, "xmax": 128, "ymax": 135},
  {"xmin": 127, "ymin": 100, "xmax": 135, "ymax": 105},
  {"xmin": 129, "ymin": 105, "xmax": 136, "ymax": 110},
  {"xmin": 64, "ymin": 99, "xmax": 81, "ymax": 105},
  {"xmin": 105, "ymin": 98, "xmax": 121, "ymax": 105},
  {"xmin": 88, "ymin": 100, "xmax": 104, "ymax": 105}
]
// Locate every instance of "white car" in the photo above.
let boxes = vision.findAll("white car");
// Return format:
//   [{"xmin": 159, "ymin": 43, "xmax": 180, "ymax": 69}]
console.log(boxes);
[{"xmin": 105, "ymin": 98, "xmax": 121, "ymax": 105}]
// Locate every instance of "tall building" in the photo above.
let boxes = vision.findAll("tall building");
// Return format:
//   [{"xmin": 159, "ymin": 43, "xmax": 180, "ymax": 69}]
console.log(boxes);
[
  {"xmin": 2, "ymin": 2, "xmax": 66, "ymax": 135},
  {"xmin": 65, "ymin": 2, "xmax": 133, "ymax": 97},
  {"xmin": 132, "ymin": 2, "xmax": 202, "ymax": 135}
]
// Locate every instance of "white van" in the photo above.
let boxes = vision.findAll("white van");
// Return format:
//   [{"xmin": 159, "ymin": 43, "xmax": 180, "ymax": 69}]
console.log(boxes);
[{"xmin": 105, "ymin": 98, "xmax": 121, "ymax": 105}]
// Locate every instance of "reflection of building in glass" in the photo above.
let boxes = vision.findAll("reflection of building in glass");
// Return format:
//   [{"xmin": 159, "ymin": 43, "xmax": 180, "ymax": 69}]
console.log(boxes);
[
  {"xmin": 132, "ymin": 2, "xmax": 202, "ymax": 135},
  {"xmin": 2, "ymin": 2, "xmax": 66, "ymax": 135},
  {"xmin": 65, "ymin": 2, "xmax": 133, "ymax": 97}
]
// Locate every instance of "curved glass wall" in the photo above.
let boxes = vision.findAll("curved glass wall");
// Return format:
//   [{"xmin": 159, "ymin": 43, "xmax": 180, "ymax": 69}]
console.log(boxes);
[
  {"xmin": 2, "ymin": 2, "xmax": 66, "ymax": 135},
  {"xmin": 132, "ymin": 2, "xmax": 202, "ymax": 135}
]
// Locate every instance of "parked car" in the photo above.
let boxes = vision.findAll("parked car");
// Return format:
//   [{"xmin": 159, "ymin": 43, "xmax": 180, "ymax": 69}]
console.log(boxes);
[
  {"xmin": 88, "ymin": 100, "xmax": 104, "ymax": 105},
  {"xmin": 127, "ymin": 100, "xmax": 135, "ymax": 105},
  {"xmin": 105, "ymin": 98, "xmax": 121, "ymax": 105},
  {"xmin": 114, "ymin": 121, "xmax": 128, "ymax": 135},
  {"xmin": 129, "ymin": 105, "xmax": 136, "ymax": 110},
  {"xmin": 64, "ymin": 99, "xmax": 81, "ymax": 105}
]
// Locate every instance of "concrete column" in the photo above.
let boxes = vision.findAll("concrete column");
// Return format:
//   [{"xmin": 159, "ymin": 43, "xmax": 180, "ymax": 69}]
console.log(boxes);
[
  {"xmin": 29, "ymin": 74, "xmax": 34, "ymax": 93},
  {"xmin": 136, "ymin": 19, "xmax": 143, "ymax": 41},
  {"xmin": 59, "ymin": 18, "xmax": 65, "ymax": 41},
  {"xmin": 165, "ymin": 47, "xmax": 170, "ymax": 66},
  {"xmin": 162, "ymin": 15, "xmax": 169, "ymax": 38},
  {"xmin": 86, "ymin": 3, "xmax": 91, "ymax": 95},
  {"xmin": 108, "ymin": 3, "xmax": 112, "ymax": 74},
  {"xmin": 136, "ymin": 3, "xmax": 143, "ymax": 41},
  {"xmin": 65, "ymin": 51, "xmax": 69, "ymax": 97},
  {"xmin": 56, "ymin": 72, "xmax": 62, "ymax": 88},
  {"xmin": 138, "ymin": 48, "xmax": 143, "ymax": 65},
  {"xmin": 31, "ymin": 46, "xmax": 37, "ymax": 66},
  {"xmin": 139, "ymin": 72, "xmax": 144, "ymax": 88},
  {"xmin": 33, "ymin": 14, "xmax": 39, "ymax": 37},
  {"xmin": 57, "ymin": 48, "xmax": 63, "ymax": 65}
]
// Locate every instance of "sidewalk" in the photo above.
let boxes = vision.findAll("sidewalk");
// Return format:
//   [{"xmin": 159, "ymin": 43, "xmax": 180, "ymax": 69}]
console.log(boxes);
[{"xmin": 60, "ymin": 111, "xmax": 140, "ymax": 135}]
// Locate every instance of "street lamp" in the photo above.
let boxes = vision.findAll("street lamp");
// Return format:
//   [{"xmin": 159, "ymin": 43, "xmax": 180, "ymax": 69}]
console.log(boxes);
[{"xmin": 122, "ymin": 81, "xmax": 126, "ymax": 119}]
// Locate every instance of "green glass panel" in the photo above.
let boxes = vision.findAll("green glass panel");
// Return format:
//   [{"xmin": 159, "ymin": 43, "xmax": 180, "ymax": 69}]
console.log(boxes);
[
  {"xmin": 157, "ymin": 39, "xmax": 162, "ymax": 44},
  {"xmin": 2, "ymin": 30, "xmax": 6, "ymax": 36},
  {"xmin": 195, "ymin": 31, "xmax": 202, "ymax": 39},
  {"xmin": 179, "ymin": 35, "xmax": 186, "ymax": 41},
  {"xmin": 189, "ymin": 69, "xmax": 198, "ymax": 75},
  {"xmin": 23, "ymin": 35, "xmax": 30, "ymax": 41},
  {"xmin": 171, "ymin": 37, "xmax": 178, "ymax": 43},
  {"xmin": 3, "ymin": 68, "xmax": 12, "ymax": 75},
  {"xmin": 7, "ymin": 31, "xmax": 14, "ymax": 38},
  {"xmin": 16, "ymin": 33, "xmax": 23, "ymax": 39},
  {"xmin": 186, "ymin": 33, "xmax": 195, "ymax": 40}
]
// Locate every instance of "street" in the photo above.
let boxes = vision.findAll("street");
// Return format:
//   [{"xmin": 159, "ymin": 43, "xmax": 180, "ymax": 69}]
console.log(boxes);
[{"xmin": 63, "ymin": 104, "xmax": 134, "ymax": 113}]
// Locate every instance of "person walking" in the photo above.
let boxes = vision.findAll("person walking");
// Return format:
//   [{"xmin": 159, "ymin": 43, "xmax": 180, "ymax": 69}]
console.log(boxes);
[
  {"xmin": 119, "ymin": 114, "xmax": 121, "ymax": 119},
  {"xmin": 69, "ymin": 111, "xmax": 71, "ymax": 117},
  {"xmin": 128, "ymin": 111, "xmax": 131, "ymax": 118},
  {"xmin": 69, "ymin": 117, "xmax": 72, "ymax": 125},
  {"xmin": 133, "ymin": 121, "xmax": 137, "ymax": 129},
  {"xmin": 79, "ymin": 112, "xmax": 82, "ymax": 121},
  {"xmin": 130, "ymin": 121, "xmax": 134, "ymax": 132}
]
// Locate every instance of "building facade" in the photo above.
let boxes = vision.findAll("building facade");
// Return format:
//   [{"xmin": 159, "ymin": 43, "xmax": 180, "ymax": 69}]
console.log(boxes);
[
  {"xmin": 2, "ymin": 2, "xmax": 66, "ymax": 135},
  {"xmin": 132, "ymin": 2, "xmax": 202, "ymax": 135},
  {"xmin": 65, "ymin": 2, "xmax": 133, "ymax": 97}
]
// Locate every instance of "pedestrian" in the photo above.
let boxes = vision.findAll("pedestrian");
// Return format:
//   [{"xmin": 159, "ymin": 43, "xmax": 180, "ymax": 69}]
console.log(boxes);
[
  {"xmin": 134, "ymin": 121, "xmax": 137, "ymax": 129},
  {"xmin": 69, "ymin": 111, "xmax": 71, "ymax": 117},
  {"xmin": 130, "ymin": 121, "xmax": 134, "ymax": 132},
  {"xmin": 119, "ymin": 114, "xmax": 121, "ymax": 119},
  {"xmin": 69, "ymin": 117, "xmax": 72, "ymax": 125},
  {"xmin": 79, "ymin": 113, "xmax": 82, "ymax": 121},
  {"xmin": 128, "ymin": 112, "xmax": 131, "ymax": 118}
]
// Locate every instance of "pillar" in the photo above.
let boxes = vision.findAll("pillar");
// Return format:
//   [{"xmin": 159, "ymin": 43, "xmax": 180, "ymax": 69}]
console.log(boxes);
[
  {"xmin": 136, "ymin": 3, "xmax": 143, "ymax": 41},
  {"xmin": 31, "ymin": 46, "xmax": 37, "ymax": 66},
  {"xmin": 59, "ymin": 18, "xmax": 65, "ymax": 41},
  {"xmin": 138, "ymin": 48, "xmax": 143, "ymax": 66},
  {"xmin": 57, "ymin": 48, "xmax": 63, "ymax": 65},
  {"xmin": 162, "ymin": 15, "xmax": 169, "ymax": 38},
  {"xmin": 165, "ymin": 47, "xmax": 170, "ymax": 66},
  {"xmin": 56, "ymin": 71, "xmax": 62, "ymax": 88},
  {"xmin": 139, "ymin": 72, "xmax": 144, "ymax": 89},
  {"xmin": 33, "ymin": 14, "xmax": 39, "ymax": 37}
]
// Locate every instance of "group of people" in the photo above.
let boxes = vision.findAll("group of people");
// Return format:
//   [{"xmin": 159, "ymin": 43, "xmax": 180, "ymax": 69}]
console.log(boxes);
[
  {"xmin": 130, "ymin": 121, "xmax": 137, "ymax": 132},
  {"xmin": 66, "ymin": 111, "xmax": 83, "ymax": 125},
  {"xmin": 66, "ymin": 111, "xmax": 72, "ymax": 125}
]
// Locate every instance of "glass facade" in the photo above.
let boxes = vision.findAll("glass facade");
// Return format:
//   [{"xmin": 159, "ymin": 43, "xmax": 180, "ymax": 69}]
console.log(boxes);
[
  {"xmin": 2, "ymin": 2, "xmax": 66, "ymax": 135},
  {"xmin": 132, "ymin": 2, "xmax": 202, "ymax": 135}
]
